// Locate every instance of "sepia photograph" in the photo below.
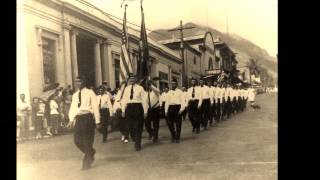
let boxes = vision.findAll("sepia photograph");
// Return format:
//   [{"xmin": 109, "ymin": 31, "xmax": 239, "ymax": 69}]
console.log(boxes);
[{"xmin": 17, "ymin": 0, "xmax": 278, "ymax": 179}]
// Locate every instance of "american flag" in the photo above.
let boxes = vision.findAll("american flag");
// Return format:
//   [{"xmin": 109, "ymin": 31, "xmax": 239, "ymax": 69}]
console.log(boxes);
[{"xmin": 119, "ymin": 5, "xmax": 132, "ymax": 83}]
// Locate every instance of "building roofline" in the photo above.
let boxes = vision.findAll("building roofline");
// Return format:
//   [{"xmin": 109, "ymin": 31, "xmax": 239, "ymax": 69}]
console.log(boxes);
[{"xmin": 50, "ymin": 0, "xmax": 182, "ymax": 63}]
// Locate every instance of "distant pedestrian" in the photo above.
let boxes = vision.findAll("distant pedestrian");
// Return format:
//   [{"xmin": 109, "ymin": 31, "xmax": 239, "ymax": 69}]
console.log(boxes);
[
  {"xmin": 50, "ymin": 94, "xmax": 60, "ymax": 135},
  {"xmin": 17, "ymin": 93, "xmax": 32, "ymax": 141}
]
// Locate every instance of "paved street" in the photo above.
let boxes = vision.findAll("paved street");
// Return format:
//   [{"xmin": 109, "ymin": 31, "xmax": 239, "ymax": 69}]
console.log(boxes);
[{"xmin": 17, "ymin": 93, "xmax": 277, "ymax": 180}]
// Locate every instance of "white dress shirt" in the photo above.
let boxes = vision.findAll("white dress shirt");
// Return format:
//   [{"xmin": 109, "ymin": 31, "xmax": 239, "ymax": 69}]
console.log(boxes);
[
  {"xmin": 17, "ymin": 99, "xmax": 31, "ymax": 116},
  {"xmin": 147, "ymin": 89, "xmax": 160, "ymax": 109},
  {"xmin": 68, "ymin": 88, "xmax": 100, "ymax": 124},
  {"xmin": 214, "ymin": 87, "xmax": 222, "ymax": 102},
  {"xmin": 200, "ymin": 85, "xmax": 213, "ymax": 104},
  {"xmin": 186, "ymin": 86, "xmax": 203, "ymax": 107},
  {"xmin": 210, "ymin": 87, "xmax": 216, "ymax": 101},
  {"xmin": 248, "ymin": 88, "xmax": 256, "ymax": 101},
  {"xmin": 97, "ymin": 94, "xmax": 113, "ymax": 115},
  {"xmin": 165, "ymin": 88, "xmax": 186, "ymax": 114},
  {"xmin": 121, "ymin": 84, "xmax": 148, "ymax": 114},
  {"xmin": 159, "ymin": 92, "xmax": 168, "ymax": 108},
  {"xmin": 225, "ymin": 87, "xmax": 232, "ymax": 99}
]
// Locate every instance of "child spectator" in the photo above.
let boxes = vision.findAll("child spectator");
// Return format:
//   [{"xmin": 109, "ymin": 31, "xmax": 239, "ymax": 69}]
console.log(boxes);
[{"xmin": 50, "ymin": 94, "xmax": 60, "ymax": 135}]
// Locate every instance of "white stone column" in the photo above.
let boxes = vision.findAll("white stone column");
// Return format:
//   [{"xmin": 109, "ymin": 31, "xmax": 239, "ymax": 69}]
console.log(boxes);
[
  {"xmin": 104, "ymin": 39, "xmax": 115, "ymax": 89},
  {"xmin": 17, "ymin": 9, "xmax": 31, "ymax": 102},
  {"xmin": 71, "ymin": 30, "xmax": 79, "ymax": 85},
  {"xmin": 63, "ymin": 24, "xmax": 73, "ymax": 87},
  {"xmin": 168, "ymin": 65, "xmax": 172, "ymax": 89},
  {"xmin": 94, "ymin": 40, "xmax": 102, "ymax": 87}
]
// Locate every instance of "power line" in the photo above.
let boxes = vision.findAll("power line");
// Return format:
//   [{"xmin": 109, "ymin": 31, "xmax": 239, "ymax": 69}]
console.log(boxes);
[{"xmin": 75, "ymin": 0, "xmax": 169, "ymax": 37}]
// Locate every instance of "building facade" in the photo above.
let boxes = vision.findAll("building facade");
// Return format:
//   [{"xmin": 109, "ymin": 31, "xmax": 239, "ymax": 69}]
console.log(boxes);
[{"xmin": 17, "ymin": 0, "xmax": 182, "ymax": 101}]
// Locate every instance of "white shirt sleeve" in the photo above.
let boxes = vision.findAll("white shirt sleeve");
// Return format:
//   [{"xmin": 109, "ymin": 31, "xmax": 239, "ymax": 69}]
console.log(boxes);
[
  {"xmin": 164, "ymin": 92, "xmax": 170, "ymax": 114},
  {"xmin": 90, "ymin": 90, "xmax": 100, "ymax": 124},
  {"xmin": 68, "ymin": 93, "xmax": 77, "ymax": 122},
  {"xmin": 142, "ymin": 88, "xmax": 148, "ymax": 114}
]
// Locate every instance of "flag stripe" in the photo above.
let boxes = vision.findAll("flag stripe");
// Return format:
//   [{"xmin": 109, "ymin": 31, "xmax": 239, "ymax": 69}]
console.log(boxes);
[{"xmin": 121, "ymin": 44, "xmax": 132, "ymax": 72}]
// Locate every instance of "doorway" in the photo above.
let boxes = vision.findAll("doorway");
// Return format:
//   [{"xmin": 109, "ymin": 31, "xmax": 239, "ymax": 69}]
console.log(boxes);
[{"xmin": 76, "ymin": 34, "xmax": 96, "ymax": 88}]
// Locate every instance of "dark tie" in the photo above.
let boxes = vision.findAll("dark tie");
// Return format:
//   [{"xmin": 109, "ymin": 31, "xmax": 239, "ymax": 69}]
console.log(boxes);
[
  {"xmin": 130, "ymin": 85, "xmax": 134, "ymax": 100},
  {"xmin": 99, "ymin": 96, "xmax": 101, "ymax": 109},
  {"xmin": 192, "ymin": 87, "xmax": 195, "ymax": 98},
  {"xmin": 78, "ymin": 89, "xmax": 81, "ymax": 108}
]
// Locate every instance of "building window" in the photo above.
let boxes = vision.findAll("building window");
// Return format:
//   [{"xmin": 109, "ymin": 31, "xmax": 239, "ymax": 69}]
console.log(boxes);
[
  {"xmin": 208, "ymin": 57, "xmax": 213, "ymax": 70},
  {"xmin": 159, "ymin": 71, "xmax": 169, "ymax": 91},
  {"xmin": 42, "ymin": 37, "xmax": 56, "ymax": 90},
  {"xmin": 215, "ymin": 56, "xmax": 220, "ymax": 69},
  {"xmin": 113, "ymin": 53, "xmax": 121, "ymax": 88},
  {"xmin": 193, "ymin": 56, "xmax": 197, "ymax": 64}
]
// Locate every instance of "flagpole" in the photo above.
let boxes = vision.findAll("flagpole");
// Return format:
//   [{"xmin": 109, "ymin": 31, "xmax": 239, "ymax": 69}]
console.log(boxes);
[{"xmin": 119, "ymin": 2, "xmax": 129, "ymax": 101}]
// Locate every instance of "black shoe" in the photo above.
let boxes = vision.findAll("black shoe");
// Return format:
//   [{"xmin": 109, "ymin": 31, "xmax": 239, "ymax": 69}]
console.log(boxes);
[
  {"xmin": 152, "ymin": 138, "xmax": 158, "ymax": 143},
  {"xmin": 102, "ymin": 138, "xmax": 107, "ymax": 143},
  {"xmin": 148, "ymin": 134, "xmax": 153, "ymax": 140},
  {"xmin": 203, "ymin": 126, "xmax": 208, "ymax": 130},
  {"xmin": 196, "ymin": 129, "xmax": 200, "ymax": 134},
  {"xmin": 135, "ymin": 145, "xmax": 141, "ymax": 151},
  {"xmin": 175, "ymin": 139, "xmax": 180, "ymax": 143},
  {"xmin": 192, "ymin": 127, "xmax": 195, "ymax": 133}
]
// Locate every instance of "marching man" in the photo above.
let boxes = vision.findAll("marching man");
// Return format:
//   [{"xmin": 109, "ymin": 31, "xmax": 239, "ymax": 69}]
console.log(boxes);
[
  {"xmin": 68, "ymin": 76, "xmax": 100, "ymax": 170},
  {"xmin": 96, "ymin": 86, "xmax": 113, "ymax": 143},
  {"xmin": 165, "ymin": 79, "xmax": 186, "ymax": 143},
  {"xmin": 187, "ymin": 77, "xmax": 202, "ymax": 134},
  {"xmin": 199, "ymin": 77, "xmax": 212, "ymax": 130},
  {"xmin": 121, "ymin": 73, "xmax": 148, "ymax": 151},
  {"xmin": 145, "ymin": 78, "xmax": 161, "ymax": 143}
]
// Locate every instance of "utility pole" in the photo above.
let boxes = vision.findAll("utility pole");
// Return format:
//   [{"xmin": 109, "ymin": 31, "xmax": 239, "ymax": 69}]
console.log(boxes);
[{"xmin": 168, "ymin": 20, "xmax": 195, "ymax": 87}]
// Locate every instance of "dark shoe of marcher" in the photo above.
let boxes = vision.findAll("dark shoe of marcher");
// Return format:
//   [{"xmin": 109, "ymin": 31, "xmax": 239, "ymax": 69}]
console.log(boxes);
[
  {"xmin": 192, "ymin": 127, "xmax": 195, "ymax": 133},
  {"xmin": 196, "ymin": 129, "xmax": 200, "ymax": 134},
  {"xmin": 152, "ymin": 138, "xmax": 158, "ymax": 143},
  {"xmin": 175, "ymin": 139, "xmax": 180, "ymax": 143},
  {"xmin": 148, "ymin": 134, "xmax": 153, "ymax": 140},
  {"xmin": 135, "ymin": 145, "xmax": 141, "ymax": 151},
  {"xmin": 102, "ymin": 138, "xmax": 107, "ymax": 143}
]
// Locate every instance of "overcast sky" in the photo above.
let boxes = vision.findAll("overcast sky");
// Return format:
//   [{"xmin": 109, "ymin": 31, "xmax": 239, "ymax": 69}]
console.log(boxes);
[{"xmin": 86, "ymin": 0, "xmax": 277, "ymax": 57}]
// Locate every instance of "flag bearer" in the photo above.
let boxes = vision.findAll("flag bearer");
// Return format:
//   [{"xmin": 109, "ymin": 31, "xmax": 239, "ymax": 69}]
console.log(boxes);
[
  {"xmin": 121, "ymin": 74, "xmax": 148, "ymax": 151},
  {"xmin": 145, "ymin": 78, "xmax": 161, "ymax": 143}
]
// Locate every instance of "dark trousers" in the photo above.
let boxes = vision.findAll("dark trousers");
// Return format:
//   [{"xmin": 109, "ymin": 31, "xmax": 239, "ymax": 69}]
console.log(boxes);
[
  {"xmin": 125, "ymin": 103, "xmax": 144, "ymax": 148},
  {"xmin": 99, "ymin": 108, "xmax": 110, "ymax": 141},
  {"xmin": 115, "ymin": 109, "xmax": 129, "ymax": 140},
  {"xmin": 74, "ymin": 113, "xmax": 95, "ymax": 161},
  {"xmin": 222, "ymin": 98, "xmax": 227, "ymax": 117},
  {"xmin": 145, "ymin": 107, "xmax": 160, "ymax": 140},
  {"xmin": 210, "ymin": 101, "xmax": 216, "ymax": 123},
  {"xmin": 50, "ymin": 114, "xmax": 60, "ymax": 133},
  {"xmin": 35, "ymin": 116, "xmax": 44, "ymax": 134},
  {"xmin": 226, "ymin": 97, "xmax": 232, "ymax": 117},
  {"xmin": 167, "ymin": 105, "xmax": 182, "ymax": 140},
  {"xmin": 232, "ymin": 98, "xmax": 237, "ymax": 113},
  {"xmin": 200, "ymin": 99, "xmax": 211, "ymax": 128},
  {"xmin": 216, "ymin": 99, "xmax": 221, "ymax": 120},
  {"xmin": 188, "ymin": 100, "xmax": 201, "ymax": 131}
]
